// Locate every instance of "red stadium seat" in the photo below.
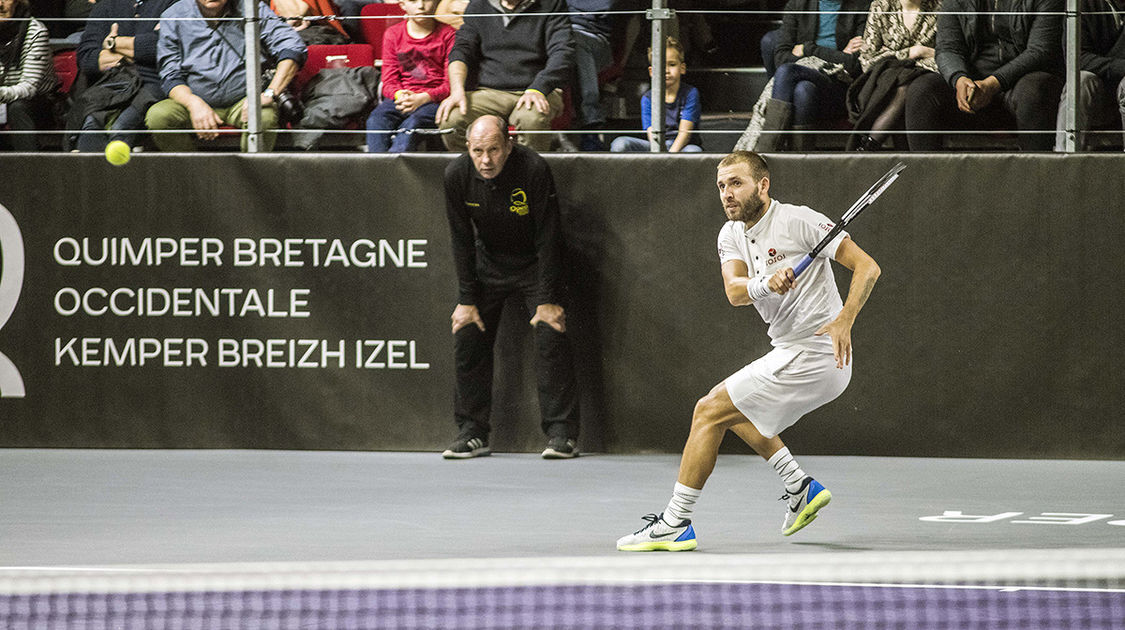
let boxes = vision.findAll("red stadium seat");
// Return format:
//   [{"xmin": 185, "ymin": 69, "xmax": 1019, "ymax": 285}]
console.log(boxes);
[
  {"xmin": 53, "ymin": 50, "xmax": 79, "ymax": 95},
  {"xmin": 292, "ymin": 43, "xmax": 376, "ymax": 93},
  {"xmin": 359, "ymin": 3, "xmax": 405, "ymax": 58}
]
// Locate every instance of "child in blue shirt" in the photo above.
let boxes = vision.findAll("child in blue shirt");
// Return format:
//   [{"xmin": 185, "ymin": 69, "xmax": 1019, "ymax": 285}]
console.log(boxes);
[{"xmin": 611, "ymin": 37, "xmax": 703, "ymax": 152}]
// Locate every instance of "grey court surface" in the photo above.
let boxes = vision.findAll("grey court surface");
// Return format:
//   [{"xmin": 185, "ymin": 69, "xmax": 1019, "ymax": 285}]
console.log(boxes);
[{"xmin": 1, "ymin": 449, "xmax": 1122, "ymax": 566}]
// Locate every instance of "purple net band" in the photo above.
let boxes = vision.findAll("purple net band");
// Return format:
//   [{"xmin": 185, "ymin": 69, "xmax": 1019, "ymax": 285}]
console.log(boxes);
[{"xmin": 2, "ymin": 583, "xmax": 1123, "ymax": 630}]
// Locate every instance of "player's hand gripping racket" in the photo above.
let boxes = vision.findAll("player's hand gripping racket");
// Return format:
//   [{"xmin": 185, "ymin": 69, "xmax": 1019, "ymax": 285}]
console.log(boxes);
[{"xmin": 792, "ymin": 161, "xmax": 906, "ymax": 278}]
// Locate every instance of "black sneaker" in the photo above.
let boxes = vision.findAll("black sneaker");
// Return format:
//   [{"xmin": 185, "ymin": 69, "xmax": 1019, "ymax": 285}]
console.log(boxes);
[
  {"xmin": 541, "ymin": 436, "xmax": 578, "ymax": 459},
  {"xmin": 442, "ymin": 435, "xmax": 491, "ymax": 459}
]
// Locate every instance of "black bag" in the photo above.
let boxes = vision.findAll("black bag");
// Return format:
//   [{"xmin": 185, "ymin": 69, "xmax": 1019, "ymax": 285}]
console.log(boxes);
[
  {"xmin": 64, "ymin": 62, "xmax": 154, "ymax": 150},
  {"xmin": 298, "ymin": 23, "xmax": 349, "ymax": 46}
]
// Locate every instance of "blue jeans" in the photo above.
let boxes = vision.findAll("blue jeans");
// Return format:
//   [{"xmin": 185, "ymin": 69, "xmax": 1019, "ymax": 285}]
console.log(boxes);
[
  {"xmin": 771, "ymin": 63, "xmax": 848, "ymax": 126},
  {"xmin": 760, "ymin": 29, "xmax": 779, "ymax": 78},
  {"xmin": 365, "ymin": 99, "xmax": 439, "ymax": 153},
  {"xmin": 609, "ymin": 136, "xmax": 702, "ymax": 152},
  {"xmin": 571, "ymin": 26, "xmax": 612, "ymax": 127},
  {"xmin": 77, "ymin": 103, "xmax": 147, "ymax": 152}
]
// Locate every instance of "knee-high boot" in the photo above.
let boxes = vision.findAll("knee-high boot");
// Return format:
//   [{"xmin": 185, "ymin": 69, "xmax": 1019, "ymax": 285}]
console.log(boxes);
[{"xmin": 755, "ymin": 98, "xmax": 792, "ymax": 151}]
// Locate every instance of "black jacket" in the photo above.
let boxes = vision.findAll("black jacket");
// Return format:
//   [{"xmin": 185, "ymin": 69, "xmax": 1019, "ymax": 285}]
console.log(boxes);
[
  {"xmin": 935, "ymin": 0, "xmax": 1063, "ymax": 89},
  {"xmin": 774, "ymin": 0, "xmax": 872, "ymax": 78},
  {"xmin": 449, "ymin": 0, "xmax": 575, "ymax": 94},
  {"xmin": 77, "ymin": 0, "xmax": 179, "ymax": 87},
  {"xmin": 1077, "ymin": 0, "xmax": 1125, "ymax": 86},
  {"xmin": 444, "ymin": 144, "xmax": 564, "ymax": 306},
  {"xmin": 845, "ymin": 57, "xmax": 930, "ymax": 147}
]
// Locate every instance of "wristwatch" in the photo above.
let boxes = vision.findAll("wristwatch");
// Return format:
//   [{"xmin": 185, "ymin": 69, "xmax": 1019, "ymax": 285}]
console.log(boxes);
[
  {"xmin": 262, "ymin": 88, "xmax": 276, "ymax": 101},
  {"xmin": 103, "ymin": 35, "xmax": 117, "ymax": 51}
]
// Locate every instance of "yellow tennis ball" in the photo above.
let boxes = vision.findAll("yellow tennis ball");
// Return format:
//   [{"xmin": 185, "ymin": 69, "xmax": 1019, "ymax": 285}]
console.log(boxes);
[{"xmin": 105, "ymin": 140, "xmax": 131, "ymax": 166}]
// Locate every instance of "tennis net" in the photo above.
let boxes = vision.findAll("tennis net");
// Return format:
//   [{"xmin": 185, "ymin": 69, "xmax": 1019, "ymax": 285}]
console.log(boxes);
[{"xmin": 2, "ymin": 548, "xmax": 1123, "ymax": 629}]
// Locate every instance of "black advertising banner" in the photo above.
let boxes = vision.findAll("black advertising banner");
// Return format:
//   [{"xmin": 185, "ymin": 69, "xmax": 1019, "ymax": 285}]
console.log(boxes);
[
  {"xmin": 0, "ymin": 155, "xmax": 456, "ymax": 450},
  {"xmin": 1, "ymin": 154, "xmax": 1123, "ymax": 458}
]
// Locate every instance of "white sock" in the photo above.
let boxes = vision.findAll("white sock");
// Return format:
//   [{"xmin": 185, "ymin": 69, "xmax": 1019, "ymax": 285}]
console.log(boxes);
[
  {"xmin": 767, "ymin": 447, "xmax": 809, "ymax": 494},
  {"xmin": 664, "ymin": 482, "xmax": 702, "ymax": 525}
]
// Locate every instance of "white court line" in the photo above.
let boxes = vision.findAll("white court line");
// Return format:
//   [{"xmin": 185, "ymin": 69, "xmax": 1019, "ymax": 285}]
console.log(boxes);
[
  {"xmin": 626, "ymin": 578, "xmax": 1125, "ymax": 594},
  {"xmin": 2, "ymin": 548, "xmax": 1123, "ymax": 595}
]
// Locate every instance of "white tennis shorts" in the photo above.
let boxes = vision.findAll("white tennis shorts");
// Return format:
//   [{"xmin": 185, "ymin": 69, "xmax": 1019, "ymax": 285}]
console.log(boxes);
[{"xmin": 725, "ymin": 346, "xmax": 852, "ymax": 439}]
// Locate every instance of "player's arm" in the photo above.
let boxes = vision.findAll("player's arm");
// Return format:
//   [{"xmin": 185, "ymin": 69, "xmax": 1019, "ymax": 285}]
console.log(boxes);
[
  {"xmin": 722, "ymin": 260, "xmax": 797, "ymax": 306},
  {"xmin": 815, "ymin": 237, "xmax": 881, "ymax": 368},
  {"xmin": 721, "ymin": 260, "xmax": 753, "ymax": 306}
]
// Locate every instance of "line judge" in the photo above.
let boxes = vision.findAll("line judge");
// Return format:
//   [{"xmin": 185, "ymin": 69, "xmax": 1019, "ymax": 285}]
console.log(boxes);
[{"xmin": 442, "ymin": 115, "xmax": 580, "ymax": 460}]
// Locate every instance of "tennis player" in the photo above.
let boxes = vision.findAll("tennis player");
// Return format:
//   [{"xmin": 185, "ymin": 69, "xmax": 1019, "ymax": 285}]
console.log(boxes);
[{"xmin": 617, "ymin": 151, "xmax": 882, "ymax": 551}]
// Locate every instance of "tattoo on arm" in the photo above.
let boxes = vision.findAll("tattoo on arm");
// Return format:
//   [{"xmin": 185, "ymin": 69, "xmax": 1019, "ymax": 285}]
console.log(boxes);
[{"xmin": 842, "ymin": 266, "xmax": 878, "ymax": 318}]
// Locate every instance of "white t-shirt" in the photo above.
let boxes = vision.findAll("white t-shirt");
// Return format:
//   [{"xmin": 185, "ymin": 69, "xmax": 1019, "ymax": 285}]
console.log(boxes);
[{"xmin": 717, "ymin": 199, "xmax": 848, "ymax": 352}]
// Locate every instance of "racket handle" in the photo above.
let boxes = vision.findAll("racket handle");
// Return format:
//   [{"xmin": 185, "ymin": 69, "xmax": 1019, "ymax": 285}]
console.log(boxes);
[{"xmin": 793, "ymin": 254, "xmax": 814, "ymax": 278}]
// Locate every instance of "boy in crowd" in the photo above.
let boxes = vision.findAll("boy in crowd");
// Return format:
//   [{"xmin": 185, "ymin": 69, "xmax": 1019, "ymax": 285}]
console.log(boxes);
[
  {"xmin": 365, "ymin": 0, "xmax": 456, "ymax": 152},
  {"xmin": 611, "ymin": 36, "xmax": 702, "ymax": 152}
]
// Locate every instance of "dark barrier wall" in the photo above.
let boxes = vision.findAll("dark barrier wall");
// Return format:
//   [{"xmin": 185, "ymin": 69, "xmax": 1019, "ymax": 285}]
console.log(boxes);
[{"xmin": 0, "ymin": 154, "xmax": 1122, "ymax": 458}]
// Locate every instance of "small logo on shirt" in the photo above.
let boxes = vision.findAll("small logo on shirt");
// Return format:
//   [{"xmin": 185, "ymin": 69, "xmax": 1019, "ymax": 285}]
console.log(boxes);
[
  {"xmin": 768, "ymin": 248, "xmax": 777, "ymax": 257},
  {"xmin": 767, "ymin": 248, "xmax": 786, "ymax": 265},
  {"xmin": 818, "ymin": 222, "xmax": 835, "ymax": 232},
  {"xmin": 509, "ymin": 188, "xmax": 528, "ymax": 216}
]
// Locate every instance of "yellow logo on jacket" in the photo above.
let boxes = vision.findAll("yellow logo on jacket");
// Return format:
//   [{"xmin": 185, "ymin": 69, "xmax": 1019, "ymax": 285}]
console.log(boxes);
[{"xmin": 509, "ymin": 189, "xmax": 529, "ymax": 216}]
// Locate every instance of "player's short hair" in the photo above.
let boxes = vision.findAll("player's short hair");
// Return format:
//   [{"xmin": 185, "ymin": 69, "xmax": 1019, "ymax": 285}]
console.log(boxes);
[
  {"xmin": 717, "ymin": 151, "xmax": 770, "ymax": 182},
  {"xmin": 648, "ymin": 37, "xmax": 685, "ymax": 64}
]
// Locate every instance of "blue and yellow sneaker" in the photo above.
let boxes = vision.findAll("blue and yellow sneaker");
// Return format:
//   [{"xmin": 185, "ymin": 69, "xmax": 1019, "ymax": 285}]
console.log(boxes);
[
  {"xmin": 616, "ymin": 513, "xmax": 697, "ymax": 551},
  {"xmin": 781, "ymin": 477, "xmax": 832, "ymax": 536}
]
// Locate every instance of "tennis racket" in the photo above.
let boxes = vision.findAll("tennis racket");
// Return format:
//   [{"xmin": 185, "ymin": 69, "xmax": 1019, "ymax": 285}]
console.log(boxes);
[{"xmin": 792, "ymin": 161, "xmax": 906, "ymax": 278}]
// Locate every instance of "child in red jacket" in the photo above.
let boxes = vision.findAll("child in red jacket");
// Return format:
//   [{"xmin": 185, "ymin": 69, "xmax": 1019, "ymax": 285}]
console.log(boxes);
[{"xmin": 365, "ymin": 0, "xmax": 455, "ymax": 152}]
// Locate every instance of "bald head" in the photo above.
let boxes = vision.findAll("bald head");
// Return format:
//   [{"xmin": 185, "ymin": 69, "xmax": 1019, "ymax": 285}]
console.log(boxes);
[
  {"xmin": 467, "ymin": 115, "xmax": 509, "ymax": 146},
  {"xmin": 466, "ymin": 116, "xmax": 513, "ymax": 180}
]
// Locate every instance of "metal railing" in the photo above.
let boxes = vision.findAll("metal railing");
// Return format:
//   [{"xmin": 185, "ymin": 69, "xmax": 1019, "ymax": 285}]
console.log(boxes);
[{"xmin": 0, "ymin": 0, "xmax": 1116, "ymax": 153}]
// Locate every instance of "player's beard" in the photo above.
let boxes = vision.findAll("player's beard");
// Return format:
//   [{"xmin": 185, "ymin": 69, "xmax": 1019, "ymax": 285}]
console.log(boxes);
[{"xmin": 728, "ymin": 187, "xmax": 766, "ymax": 223}]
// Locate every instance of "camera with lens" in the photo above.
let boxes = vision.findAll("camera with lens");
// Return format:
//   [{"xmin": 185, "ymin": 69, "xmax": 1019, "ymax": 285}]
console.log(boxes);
[{"xmin": 274, "ymin": 89, "xmax": 303, "ymax": 125}]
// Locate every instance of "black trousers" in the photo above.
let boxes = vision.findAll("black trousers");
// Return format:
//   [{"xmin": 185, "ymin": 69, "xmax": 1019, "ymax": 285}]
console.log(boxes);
[
  {"xmin": 453, "ymin": 266, "xmax": 579, "ymax": 440},
  {"xmin": 2, "ymin": 95, "xmax": 53, "ymax": 151},
  {"xmin": 905, "ymin": 71, "xmax": 1063, "ymax": 151}
]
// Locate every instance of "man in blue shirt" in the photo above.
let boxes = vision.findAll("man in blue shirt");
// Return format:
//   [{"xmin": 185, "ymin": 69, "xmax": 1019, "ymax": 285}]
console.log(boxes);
[{"xmin": 146, "ymin": 0, "xmax": 307, "ymax": 151}]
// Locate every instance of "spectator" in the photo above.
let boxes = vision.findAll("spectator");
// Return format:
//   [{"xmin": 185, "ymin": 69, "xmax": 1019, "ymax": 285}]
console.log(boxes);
[
  {"xmin": 668, "ymin": 0, "xmax": 718, "ymax": 63},
  {"xmin": 1054, "ymin": 0, "xmax": 1125, "ymax": 151},
  {"xmin": 434, "ymin": 0, "xmax": 466, "ymax": 28},
  {"xmin": 0, "ymin": 0, "xmax": 58, "ymax": 151},
  {"xmin": 442, "ymin": 115, "xmax": 581, "ymax": 460},
  {"xmin": 845, "ymin": 0, "xmax": 939, "ymax": 150},
  {"xmin": 61, "ymin": 0, "xmax": 97, "ymax": 44},
  {"xmin": 271, "ymin": 0, "xmax": 349, "ymax": 44},
  {"xmin": 146, "ymin": 0, "xmax": 306, "ymax": 152},
  {"xmin": 567, "ymin": 0, "xmax": 615, "ymax": 151},
  {"xmin": 72, "ymin": 0, "xmax": 178, "ymax": 152},
  {"xmin": 610, "ymin": 36, "xmax": 702, "ymax": 152},
  {"xmin": 365, "ymin": 0, "xmax": 454, "ymax": 152},
  {"xmin": 750, "ymin": 0, "xmax": 870, "ymax": 151},
  {"xmin": 760, "ymin": 28, "xmax": 779, "ymax": 78},
  {"xmin": 904, "ymin": 0, "xmax": 1063, "ymax": 151},
  {"xmin": 435, "ymin": 0, "xmax": 575, "ymax": 152}
]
